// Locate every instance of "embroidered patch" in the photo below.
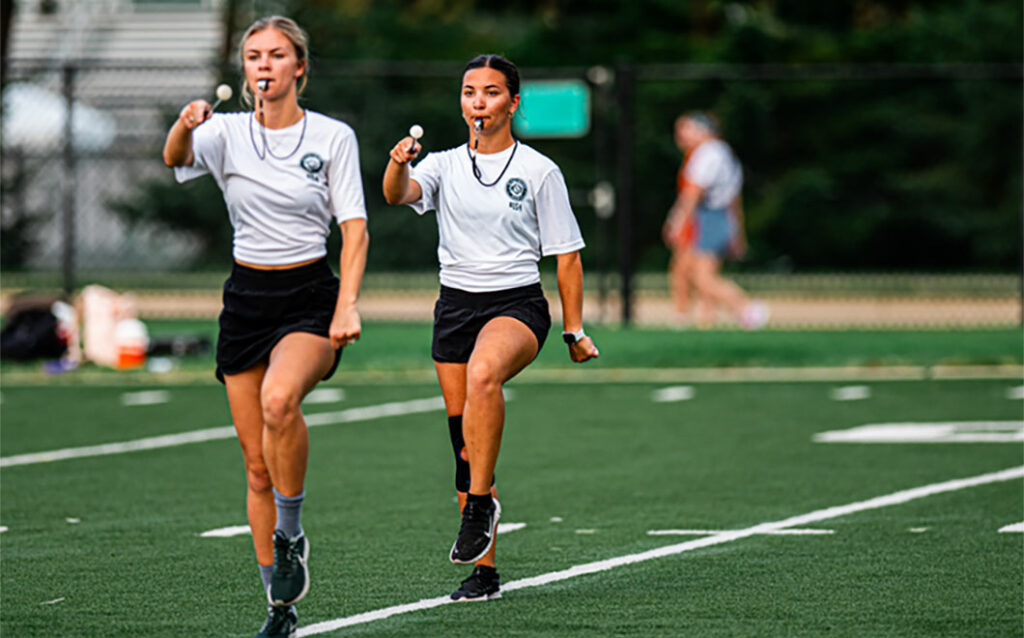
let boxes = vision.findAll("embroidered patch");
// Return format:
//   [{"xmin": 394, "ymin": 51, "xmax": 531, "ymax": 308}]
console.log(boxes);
[
  {"xmin": 300, "ymin": 152, "xmax": 324, "ymax": 175},
  {"xmin": 506, "ymin": 177, "xmax": 527, "ymax": 201}
]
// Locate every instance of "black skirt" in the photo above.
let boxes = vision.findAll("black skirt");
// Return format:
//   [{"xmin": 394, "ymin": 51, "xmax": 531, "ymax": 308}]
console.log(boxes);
[{"xmin": 216, "ymin": 257, "xmax": 341, "ymax": 383}]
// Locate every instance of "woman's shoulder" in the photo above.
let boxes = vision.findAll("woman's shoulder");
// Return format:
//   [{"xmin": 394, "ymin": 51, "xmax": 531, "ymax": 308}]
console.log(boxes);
[
  {"xmin": 305, "ymin": 110, "xmax": 356, "ymax": 139},
  {"xmin": 416, "ymin": 143, "xmax": 467, "ymax": 166},
  {"xmin": 515, "ymin": 142, "xmax": 561, "ymax": 176},
  {"xmin": 696, "ymin": 139, "xmax": 733, "ymax": 159},
  {"xmin": 204, "ymin": 111, "xmax": 247, "ymax": 130}
]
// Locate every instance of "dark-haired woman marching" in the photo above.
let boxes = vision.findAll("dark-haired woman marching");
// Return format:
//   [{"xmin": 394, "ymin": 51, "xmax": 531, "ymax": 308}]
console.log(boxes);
[
  {"xmin": 383, "ymin": 54, "xmax": 599, "ymax": 601},
  {"xmin": 163, "ymin": 15, "xmax": 368, "ymax": 638}
]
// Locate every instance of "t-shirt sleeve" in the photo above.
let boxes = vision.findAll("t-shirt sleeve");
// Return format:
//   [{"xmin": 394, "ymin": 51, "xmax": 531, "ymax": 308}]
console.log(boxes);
[
  {"xmin": 173, "ymin": 115, "xmax": 225, "ymax": 183},
  {"xmin": 329, "ymin": 127, "xmax": 368, "ymax": 223},
  {"xmin": 407, "ymin": 152, "xmax": 441, "ymax": 216},
  {"xmin": 683, "ymin": 142, "xmax": 727, "ymax": 190},
  {"xmin": 536, "ymin": 168, "xmax": 585, "ymax": 256}
]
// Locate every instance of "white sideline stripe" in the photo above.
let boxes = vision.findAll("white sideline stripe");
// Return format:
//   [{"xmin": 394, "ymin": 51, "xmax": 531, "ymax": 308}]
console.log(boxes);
[
  {"xmin": 296, "ymin": 465, "xmax": 1024, "ymax": 637},
  {"xmin": 648, "ymin": 528, "xmax": 834, "ymax": 536},
  {"xmin": 200, "ymin": 525, "xmax": 251, "ymax": 538},
  {"xmin": 998, "ymin": 522, "xmax": 1024, "ymax": 533},
  {"xmin": 120, "ymin": 390, "xmax": 171, "ymax": 406},
  {"xmin": 0, "ymin": 396, "xmax": 446, "ymax": 468}
]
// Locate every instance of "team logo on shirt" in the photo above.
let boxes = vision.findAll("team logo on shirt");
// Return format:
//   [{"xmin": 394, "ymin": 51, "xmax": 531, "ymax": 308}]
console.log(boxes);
[
  {"xmin": 506, "ymin": 178, "xmax": 528, "ymax": 202},
  {"xmin": 300, "ymin": 153, "xmax": 324, "ymax": 182}
]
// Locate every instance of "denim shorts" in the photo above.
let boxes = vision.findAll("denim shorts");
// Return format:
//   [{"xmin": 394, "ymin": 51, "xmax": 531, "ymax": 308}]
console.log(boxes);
[{"xmin": 695, "ymin": 206, "xmax": 735, "ymax": 257}]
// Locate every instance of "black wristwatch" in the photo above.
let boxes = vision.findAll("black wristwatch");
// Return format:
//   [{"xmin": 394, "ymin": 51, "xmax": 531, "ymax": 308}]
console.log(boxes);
[{"xmin": 562, "ymin": 329, "xmax": 586, "ymax": 345}]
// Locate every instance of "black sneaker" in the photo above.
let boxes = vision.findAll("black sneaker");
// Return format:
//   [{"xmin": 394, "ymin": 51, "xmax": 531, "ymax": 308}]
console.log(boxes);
[
  {"xmin": 255, "ymin": 604, "xmax": 297, "ymax": 638},
  {"xmin": 268, "ymin": 530, "xmax": 310, "ymax": 607},
  {"xmin": 450, "ymin": 565, "xmax": 502, "ymax": 602},
  {"xmin": 449, "ymin": 496, "xmax": 501, "ymax": 564}
]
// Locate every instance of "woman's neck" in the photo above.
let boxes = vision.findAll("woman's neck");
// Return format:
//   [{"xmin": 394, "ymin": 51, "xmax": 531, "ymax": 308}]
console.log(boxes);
[
  {"xmin": 472, "ymin": 129, "xmax": 516, "ymax": 154},
  {"xmin": 257, "ymin": 97, "xmax": 303, "ymax": 130}
]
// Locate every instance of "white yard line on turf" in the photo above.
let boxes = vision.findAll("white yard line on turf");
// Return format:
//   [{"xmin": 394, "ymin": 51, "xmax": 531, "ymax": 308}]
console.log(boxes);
[
  {"xmin": 200, "ymin": 522, "xmax": 530, "ymax": 539},
  {"xmin": 0, "ymin": 396, "xmax": 446, "ymax": 468},
  {"xmin": 648, "ymin": 528, "xmax": 834, "ymax": 536},
  {"xmin": 296, "ymin": 465, "xmax": 1024, "ymax": 637}
]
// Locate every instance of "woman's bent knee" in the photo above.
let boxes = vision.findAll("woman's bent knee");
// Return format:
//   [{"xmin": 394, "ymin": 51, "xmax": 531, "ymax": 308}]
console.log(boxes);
[
  {"xmin": 260, "ymin": 385, "xmax": 301, "ymax": 429},
  {"xmin": 246, "ymin": 465, "xmax": 273, "ymax": 494},
  {"xmin": 466, "ymin": 360, "xmax": 502, "ymax": 397}
]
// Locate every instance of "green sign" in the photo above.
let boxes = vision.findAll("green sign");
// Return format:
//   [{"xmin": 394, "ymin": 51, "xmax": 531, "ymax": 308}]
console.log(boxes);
[{"xmin": 513, "ymin": 80, "xmax": 590, "ymax": 138}]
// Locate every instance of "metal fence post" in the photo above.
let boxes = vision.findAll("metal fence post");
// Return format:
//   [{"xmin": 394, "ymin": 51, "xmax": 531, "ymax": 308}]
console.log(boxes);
[
  {"xmin": 61, "ymin": 62, "xmax": 75, "ymax": 296},
  {"xmin": 615, "ymin": 62, "xmax": 635, "ymax": 325}
]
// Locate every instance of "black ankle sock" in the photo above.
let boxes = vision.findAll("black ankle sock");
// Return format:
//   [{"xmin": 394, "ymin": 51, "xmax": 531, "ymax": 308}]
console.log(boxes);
[{"xmin": 466, "ymin": 492, "xmax": 493, "ymax": 508}]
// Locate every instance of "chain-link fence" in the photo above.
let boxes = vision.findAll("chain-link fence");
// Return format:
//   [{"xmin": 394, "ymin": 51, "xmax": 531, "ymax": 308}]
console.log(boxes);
[{"xmin": 2, "ymin": 58, "xmax": 1020, "ymax": 327}]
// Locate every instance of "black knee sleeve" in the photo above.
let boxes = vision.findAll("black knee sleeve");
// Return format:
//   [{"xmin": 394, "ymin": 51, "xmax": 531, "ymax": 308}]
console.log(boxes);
[
  {"xmin": 448, "ymin": 415, "xmax": 471, "ymax": 492},
  {"xmin": 447, "ymin": 415, "xmax": 495, "ymax": 492}
]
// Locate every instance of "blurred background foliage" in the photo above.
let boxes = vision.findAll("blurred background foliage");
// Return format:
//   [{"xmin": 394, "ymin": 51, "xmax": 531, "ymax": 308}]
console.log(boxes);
[{"xmin": 112, "ymin": 0, "xmax": 1021, "ymax": 273}]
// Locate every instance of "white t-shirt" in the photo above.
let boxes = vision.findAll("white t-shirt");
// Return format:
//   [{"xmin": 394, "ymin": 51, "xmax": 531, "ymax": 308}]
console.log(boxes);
[
  {"xmin": 408, "ymin": 141, "xmax": 585, "ymax": 292},
  {"xmin": 174, "ymin": 110, "xmax": 367, "ymax": 265},
  {"xmin": 685, "ymin": 139, "xmax": 743, "ymax": 210}
]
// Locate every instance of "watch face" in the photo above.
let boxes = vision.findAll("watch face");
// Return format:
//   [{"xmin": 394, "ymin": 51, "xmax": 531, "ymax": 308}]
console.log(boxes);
[{"xmin": 562, "ymin": 333, "xmax": 577, "ymax": 345}]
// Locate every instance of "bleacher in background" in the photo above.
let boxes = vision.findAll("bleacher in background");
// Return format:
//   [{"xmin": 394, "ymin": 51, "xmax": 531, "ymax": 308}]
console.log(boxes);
[{"xmin": 8, "ymin": 0, "xmax": 223, "ymax": 63}]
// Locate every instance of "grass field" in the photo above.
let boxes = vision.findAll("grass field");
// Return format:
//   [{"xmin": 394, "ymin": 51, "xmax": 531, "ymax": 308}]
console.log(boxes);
[{"xmin": 1, "ymin": 324, "xmax": 1022, "ymax": 636}]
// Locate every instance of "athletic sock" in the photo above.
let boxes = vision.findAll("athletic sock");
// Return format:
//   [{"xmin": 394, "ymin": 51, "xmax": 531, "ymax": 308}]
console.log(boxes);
[
  {"xmin": 273, "ymin": 488, "xmax": 305, "ymax": 538},
  {"xmin": 259, "ymin": 563, "xmax": 273, "ymax": 590},
  {"xmin": 466, "ymin": 491, "xmax": 493, "ymax": 508}
]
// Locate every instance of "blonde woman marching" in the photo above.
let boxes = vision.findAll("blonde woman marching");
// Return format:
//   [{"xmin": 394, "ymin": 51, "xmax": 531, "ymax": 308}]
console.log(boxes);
[{"xmin": 163, "ymin": 15, "xmax": 368, "ymax": 638}]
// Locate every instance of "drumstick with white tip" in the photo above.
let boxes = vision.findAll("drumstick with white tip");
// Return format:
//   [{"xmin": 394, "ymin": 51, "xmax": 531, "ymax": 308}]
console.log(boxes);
[
  {"xmin": 408, "ymin": 124, "xmax": 423, "ymax": 154},
  {"xmin": 205, "ymin": 84, "xmax": 233, "ymax": 119}
]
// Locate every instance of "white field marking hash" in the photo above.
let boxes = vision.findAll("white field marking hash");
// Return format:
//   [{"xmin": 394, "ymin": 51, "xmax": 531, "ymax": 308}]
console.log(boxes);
[
  {"xmin": 120, "ymin": 390, "xmax": 170, "ymax": 406},
  {"xmin": 0, "ymin": 396, "xmax": 447, "ymax": 468},
  {"xmin": 497, "ymin": 522, "xmax": 526, "ymax": 534},
  {"xmin": 647, "ymin": 528, "xmax": 833, "ymax": 536},
  {"xmin": 814, "ymin": 421, "xmax": 1024, "ymax": 444},
  {"xmin": 303, "ymin": 388, "xmax": 346, "ymax": 404},
  {"xmin": 651, "ymin": 386, "xmax": 695, "ymax": 403},
  {"xmin": 998, "ymin": 522, "xmax": 1024, "ymax": 533},
  {"xmin": 65, "ymin": 518, "xmax": 80, "ymax": 524},
  {"xmin": 830, "ymin": 385, "xmax": 871, "ymax": 401},
  {"xmin": 40, "ymin": 597, "xmax": 65, "ymax": 605},
  {"xmin": 908, "ymin": 527, "xmax": 929, "ymax": 533},
  {"xmin": 1007, "ymin": 386, "xmax": 1024, "ymax": 400},
  {"xmin": 200, "ymin": 525, "xmax": 251, "ymax": 538},
  {"xmin": 0, "ymin": 526, "xmax": 7, "ymax": 533},
  {"xmin": 296, "ymin": 465, "xmax": 1023, "ymax": 637}
]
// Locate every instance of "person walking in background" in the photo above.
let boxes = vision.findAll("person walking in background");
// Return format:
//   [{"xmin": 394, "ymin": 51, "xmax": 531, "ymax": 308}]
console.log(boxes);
[
  {"xmin": 162, "ymin": 15, "xmax": 368, "ymax": 638},
  {"xmin": 663, "ymin": 136, "xmax": 697, "ymax": 327},
  {"xmin": 383, "ymin": 54, "xmax": 599, "ymax": 602},
  {"xmin": 662, "ymin": 112, "xmax": 768, "ymax": 329}
]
